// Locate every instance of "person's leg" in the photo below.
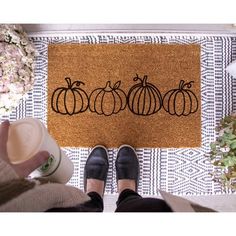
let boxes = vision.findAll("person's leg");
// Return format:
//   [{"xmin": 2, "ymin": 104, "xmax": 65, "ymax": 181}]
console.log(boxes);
[
  {"xmin": 47, "ymin": 145, "xmax": 109, "ymax": 212},
  {"xmin": 69, "ymin": 191, "xmax": 104, "ymax": 212},
  {"xmin": 80, "ymin": 145, "xmax": 109, "ymax": 212},
  {"xmin": 115, "ymin": 145, "xmax": 172, "ymax": 212},
  {"xmin": 115, "ymin": 189, "xmax": 172, "ymax": 212},
  {"xmin": 46, "ymin": 191, "xmax": 104, "ymax": 212}
]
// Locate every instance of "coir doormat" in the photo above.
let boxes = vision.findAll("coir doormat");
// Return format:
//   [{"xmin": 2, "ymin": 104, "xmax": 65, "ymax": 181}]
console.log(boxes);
[{"xmin": 48, "ymin": 44, "xmax": 201, "ymax": 148}]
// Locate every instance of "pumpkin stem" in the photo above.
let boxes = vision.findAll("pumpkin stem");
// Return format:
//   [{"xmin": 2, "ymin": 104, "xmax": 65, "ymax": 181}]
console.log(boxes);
[
  {"xmin": 143, "ymin": 75, "xmax": 148, "ymax": 87},
  {"xmin": 104, "ymin": 81, "xmax": 112, "ymax": 91},
  {"xmin": 133, "ymin": 74, "xmax": 143, "ymax": 83},
  {"xmin": 65, "ymin": 77, "xmax": 72, "ymax": 88},
  {"xmin": 179, "ymin": 80, "xmax": 185, "ymax": 90}
]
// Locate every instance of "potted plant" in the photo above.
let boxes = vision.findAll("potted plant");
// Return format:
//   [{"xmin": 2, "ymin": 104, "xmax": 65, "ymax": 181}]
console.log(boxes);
[{"xmin": 210, "ymin": 113, "xmax": 236, "ymax": 190}]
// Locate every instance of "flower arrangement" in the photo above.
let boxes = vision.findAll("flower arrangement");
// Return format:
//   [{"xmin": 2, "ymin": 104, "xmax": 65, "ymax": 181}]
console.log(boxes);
[
  {"xmin": 0, "ymin": 24, "xmax": 37, "ymax": 116},
  {"xmin": 210, "ymin": 113, "xmax": 236, "ymax": 190}
]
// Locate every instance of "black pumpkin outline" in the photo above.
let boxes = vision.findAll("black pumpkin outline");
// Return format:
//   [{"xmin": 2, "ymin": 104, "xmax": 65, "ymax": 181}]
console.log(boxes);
[
  {"xmin": 162, "ymin": 80, "xmax": 198, "ymax": 117},
  {"xmin": 89, "ymin": 80, "xmax": 127, "ymax": 116},
  {"xmin": 127, "ymin": 74, "xmax": 162, "ymax": 116},
  {"xmin": 51, "ymin": 77, "xmax": 89, "ymax": 116}
]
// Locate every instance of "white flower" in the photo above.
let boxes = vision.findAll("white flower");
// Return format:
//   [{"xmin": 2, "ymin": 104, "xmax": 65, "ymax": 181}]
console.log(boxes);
[
  {"xmin": 0, "ymin": 24, "xmax": 37, "ymax": 116},
  {"xmin": 10, "ymin": 34, "xmax": 20, "ymax": 44},
  {"xmin": 20, "ymin": 39, "xmax": 28, "ymax": 46},
  {"xmin": 9, "ymin": 82, "xmax": 24, "ymax": 93},
  {"xmin": 0, "ymin": 93, "xmax": 11, "ymax": 108},
  {"xmin": 0, "ymin": 107, "xmax": 8, "ymax": 114}
]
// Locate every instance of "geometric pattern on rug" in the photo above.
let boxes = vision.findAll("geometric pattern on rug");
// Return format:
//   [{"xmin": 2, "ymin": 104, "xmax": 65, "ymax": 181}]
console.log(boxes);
[{"xmin": 1, "ymin": 33, "xmax": 236, "ymax": 196}]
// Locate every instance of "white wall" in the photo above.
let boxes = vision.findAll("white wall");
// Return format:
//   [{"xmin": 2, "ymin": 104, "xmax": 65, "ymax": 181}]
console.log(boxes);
[{"xmin": 22, "ymin": 24, "xmax": 236, "ymax": 33}]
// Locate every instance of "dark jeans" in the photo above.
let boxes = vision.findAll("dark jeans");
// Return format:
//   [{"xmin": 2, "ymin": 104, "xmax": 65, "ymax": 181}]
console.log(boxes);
[
  {"xmin": 115, "ymin": 189, "xmax": 172, "ymax": 212},
  {"xmin": 47, "ymin": 189, "xmax": 172, "ymax": 212}
]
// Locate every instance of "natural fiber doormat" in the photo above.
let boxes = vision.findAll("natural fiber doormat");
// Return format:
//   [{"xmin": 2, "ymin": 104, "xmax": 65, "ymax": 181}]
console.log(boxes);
[{"xmin": 48, "ymin": 44, "xmax": 201, "ymax": 148}]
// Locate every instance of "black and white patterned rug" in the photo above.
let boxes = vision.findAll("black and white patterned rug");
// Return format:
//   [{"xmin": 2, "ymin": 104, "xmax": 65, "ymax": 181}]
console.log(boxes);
[{"xmin": 2, "ymin": 33, "xmax": 236, "ymax": 196}]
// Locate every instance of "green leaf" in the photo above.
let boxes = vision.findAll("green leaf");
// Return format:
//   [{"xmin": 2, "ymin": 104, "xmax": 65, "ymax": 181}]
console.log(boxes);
[
  {"xmin": 223, "ymin": 159, "xmax": 229, "ymax": 166},
  {"xmin": 224, "ymin": 116, "xmax": 232, "ymax": 123},
  {"xmin": 225, "ymin": 140, "xmax": 232, "ymax": 146},
  {"xmin": 224, "ymin": 128, "xmax": 233, "ymax": 134},
  {"xmin": 230, "ymin": 141, "xmax": 236, "ymax": 150},
  {"xmin": 222, "ymin": 156, "xmax": 236, "ymax": 167},
  {"xmin": 223, "ymin": 153, "xmax": 228, "ymax": 158},
  {"xmin": 213, "ymin": 161, "xmax": 220, "ymax": 166},
  {"xmin": 229, "ymin": 159, "xmax": 236, "ymax": 167},
  {"xmin": 210, "ymin": 143, "xmax": 217, "ymax": 151},
  {"xmin": 227, "ymin": 133, "xmax": 236, "ymax": 140},
  {"xmin": 222, "ymin": 124, "xmax": 229, "ymax": 128},
  {"xmin": 219, "ymin": 139, "xmax": 226, "ymax": 147}
]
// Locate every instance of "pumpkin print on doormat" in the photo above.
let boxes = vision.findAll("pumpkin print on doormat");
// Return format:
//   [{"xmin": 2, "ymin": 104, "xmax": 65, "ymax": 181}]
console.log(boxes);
[
  {"xmin": 127, "ymin": 74, "xmax": 162, "ymax": 116},
  {"xmin": 89, "ymin": 80, "xmax": 127, "ymax": 116},
  {"xmin": 51, "ymin": 77, "xmax": 89, "ymax": 115},
  {"xmin": 47, "ymin": 43, "xmax": 201, "ymax": 148},
  {"xmin": 163, "ymin": 80, "xmax": 198, "ymax": 116}
]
